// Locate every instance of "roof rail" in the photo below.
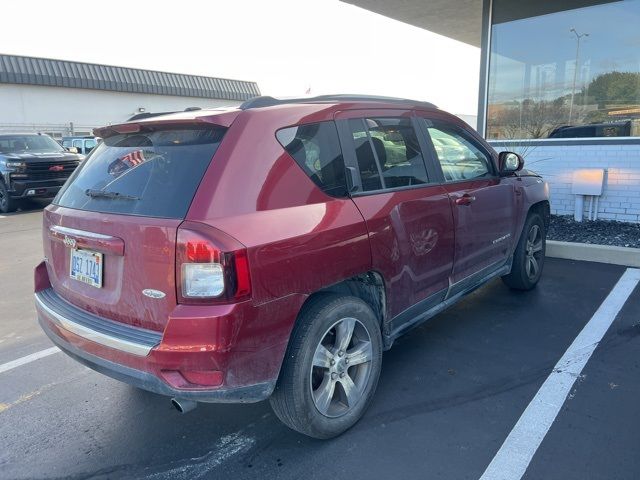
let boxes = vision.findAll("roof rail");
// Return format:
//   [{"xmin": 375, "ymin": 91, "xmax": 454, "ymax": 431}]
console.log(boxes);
[{"xmin": 239, "ymin": 94, "xmax": 438, "ymax": 110}]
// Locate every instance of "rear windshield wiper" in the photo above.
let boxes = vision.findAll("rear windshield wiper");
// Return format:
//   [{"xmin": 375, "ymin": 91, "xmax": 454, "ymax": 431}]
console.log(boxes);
[{"xmin": 85, "ymin": 189, "xmax": 139, "ymax": 200}]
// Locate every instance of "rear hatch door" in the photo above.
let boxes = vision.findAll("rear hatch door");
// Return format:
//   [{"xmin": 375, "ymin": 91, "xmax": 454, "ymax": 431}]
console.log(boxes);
[{"xmin": 43, "ymin": 124, "xmax": 227, "ymax": 332}]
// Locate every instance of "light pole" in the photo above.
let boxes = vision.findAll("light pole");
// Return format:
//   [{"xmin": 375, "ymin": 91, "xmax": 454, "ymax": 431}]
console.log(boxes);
[{"xmin": 568, "ymin": 28, "xmax": 589, "ymax": 124}]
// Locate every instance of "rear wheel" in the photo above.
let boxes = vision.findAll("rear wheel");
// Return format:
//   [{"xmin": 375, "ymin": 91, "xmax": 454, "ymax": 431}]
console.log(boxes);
[
  {"xmin": 502, "ymin": 213, "xmax": 546, "ymax": 290},
  {"xmin": 0, "ymin": 181, "xmax": 19, "ymax": 213},
  {"xmin": 270, "ymin": 295, "xmax": 383, "ymax": 439}
]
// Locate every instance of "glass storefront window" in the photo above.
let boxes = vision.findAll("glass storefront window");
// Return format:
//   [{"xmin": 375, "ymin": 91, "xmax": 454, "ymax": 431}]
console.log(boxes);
[{"xmin": 487, "ymin": 0, "xmax": 640, "ymax": 139}]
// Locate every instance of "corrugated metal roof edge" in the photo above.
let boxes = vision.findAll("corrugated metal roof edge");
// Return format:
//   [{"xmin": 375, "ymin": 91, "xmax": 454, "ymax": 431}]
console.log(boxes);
[{"xmin": 0, "ymin": 53, "xmax": 260, "ymax": 101}]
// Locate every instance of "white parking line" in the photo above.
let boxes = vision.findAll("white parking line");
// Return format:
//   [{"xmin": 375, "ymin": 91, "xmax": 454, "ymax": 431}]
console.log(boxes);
[
  {"xmin": 480, "ymin": 267, "xmax": 640, "ymax": 480},
  {"xmin": 0, "ymin": 347, "xmax": 60, "ymax": 375}
]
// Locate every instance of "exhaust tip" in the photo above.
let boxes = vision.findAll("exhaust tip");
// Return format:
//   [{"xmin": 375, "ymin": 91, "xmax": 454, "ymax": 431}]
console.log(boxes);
[{"xmin": 171, "ymin": 398, "xmax": 198, "ymax": 414}]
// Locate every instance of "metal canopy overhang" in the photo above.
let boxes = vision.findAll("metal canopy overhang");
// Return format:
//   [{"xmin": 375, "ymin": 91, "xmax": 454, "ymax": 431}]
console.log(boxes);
[
  {"xmin": 342, "ymin": 0, "xmax": 483, "ymax": 47},
  {"xmin": 0, "ymin": 54, "xmax": 261, "ymax": 101},
  {"xmin": 342, "ymin": 0, "xmax": 616, "ymax": 48}
]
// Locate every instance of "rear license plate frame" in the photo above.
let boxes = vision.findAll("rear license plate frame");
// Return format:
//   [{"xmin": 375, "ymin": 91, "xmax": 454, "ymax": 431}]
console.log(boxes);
[{"xmin": 69, "ymin": 248, "xmax": 103, "ymax": 288}]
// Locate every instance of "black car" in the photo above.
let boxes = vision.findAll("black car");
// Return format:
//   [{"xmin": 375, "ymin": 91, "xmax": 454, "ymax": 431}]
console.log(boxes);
[
  {"xmin": 548, "ymin": 121, "xmax": 632, "ymax": 138},
  {"xmin": 0, "ymin": 133, "xmax": 83, "ymax": 213}
]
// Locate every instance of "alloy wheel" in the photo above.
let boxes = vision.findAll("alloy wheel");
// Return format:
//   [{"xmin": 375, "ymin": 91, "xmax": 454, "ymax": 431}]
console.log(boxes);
[
  {"xmin": 525, "ymin": 224, "xmax": 544, "ymax": 280},
  {"xmin": 310, "ymin": 317, "xmax": 373, "ymax": 418}
]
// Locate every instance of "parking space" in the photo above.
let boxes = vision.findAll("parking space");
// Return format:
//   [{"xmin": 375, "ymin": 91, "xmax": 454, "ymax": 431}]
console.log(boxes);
[
  {"xmin": 524, "ymin": 283, "xmax": 640, "ymax": 480},
  {"xmin": 0, "ymin": 209, "xmax": 638, "ymax": 479}
]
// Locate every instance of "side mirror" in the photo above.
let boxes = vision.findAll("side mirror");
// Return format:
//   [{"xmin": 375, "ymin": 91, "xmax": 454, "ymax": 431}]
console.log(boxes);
[
  {"xmin": 66, "ymin": 147, "xmax": 79, "ymax": 154},
  {"xmin": 499, "ymin": 151, "xmax": 524, "ymax": 175}
]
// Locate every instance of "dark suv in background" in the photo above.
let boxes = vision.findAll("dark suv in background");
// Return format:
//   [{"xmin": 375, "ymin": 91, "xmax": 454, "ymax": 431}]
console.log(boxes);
[
  {"xmin": 0, "ymin": 133, "xmax": 83, "ymax": 213},
  {"xmin": 35, "ymin": 95, "xmax": 549, "ymax": 438}
]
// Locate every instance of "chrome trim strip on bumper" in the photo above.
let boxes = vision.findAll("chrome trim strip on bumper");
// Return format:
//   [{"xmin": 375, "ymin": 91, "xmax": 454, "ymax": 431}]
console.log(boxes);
[{"xmin": 35, "ymin": 290, "xmax": 160, "ymax": 357}]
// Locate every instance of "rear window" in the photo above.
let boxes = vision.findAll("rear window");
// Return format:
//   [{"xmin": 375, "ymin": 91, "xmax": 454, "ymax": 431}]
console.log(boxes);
[
  {"xmin": 276, "ymin": 121, "xmax": 348, "ymax": 197},
  {"xmin": 54, "ymin": 126, "xmax": 226, "ymax": 218}
]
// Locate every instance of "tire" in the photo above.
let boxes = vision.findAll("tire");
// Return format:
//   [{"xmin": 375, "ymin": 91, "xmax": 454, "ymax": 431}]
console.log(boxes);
[
  {"xmin": 502, "ymin": 212, "xmax": 546, "ymax": 290},
  {"xmin": 0, "ymin": 181, "xmax": 19, "ymax": 213},
  {"xmin": 270, "ymin": 294, "xmax": 383, "ymax": 439}
]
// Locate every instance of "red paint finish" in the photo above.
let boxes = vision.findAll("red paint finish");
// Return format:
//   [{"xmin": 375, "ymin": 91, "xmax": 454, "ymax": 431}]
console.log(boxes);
[
  {"xmin": 43, "ymin": 206, "xmax": 181, "ymax": 331},
  {"xmin": 37, "ymin": 292, "xmax": 306, "ymax": 389},
  {"xmin": 36, "ymin": 98, "xmax": 549, "ymax": 400},
  {"xmin": 350, "ymin": 187, "xmax": 455, "ymax": 319},
  {"xmin": 441, "ymin": 179, "xmax": 516, "ymax": 282},
  {"xmin": 34, "ymin": 260, "xmax": 51, "ymax": 292}
]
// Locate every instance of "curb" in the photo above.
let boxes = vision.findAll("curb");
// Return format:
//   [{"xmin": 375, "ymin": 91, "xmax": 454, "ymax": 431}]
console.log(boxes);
[{"xmin": 546, "ymin": 240, "xmax": 640, "ymax": 268}]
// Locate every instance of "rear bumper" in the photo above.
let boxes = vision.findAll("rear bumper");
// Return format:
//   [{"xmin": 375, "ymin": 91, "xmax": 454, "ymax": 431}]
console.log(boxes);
[
  {"xmin": 35, "ymin": 288, "xmax": 159, "ymax": 356},
  {"xmin": 39, "ymin": 316, "xmax": 274, "ymax": 402},
  {"xmin": 34, "ymin": 262, "xmax": 305, "ymax": 403}
]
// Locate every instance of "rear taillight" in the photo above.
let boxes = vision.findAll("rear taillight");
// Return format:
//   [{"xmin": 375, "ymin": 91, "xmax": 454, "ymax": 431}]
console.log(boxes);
[{"xmin": 176, "ymin": 224, "xmax": 251, "ymax": 304}]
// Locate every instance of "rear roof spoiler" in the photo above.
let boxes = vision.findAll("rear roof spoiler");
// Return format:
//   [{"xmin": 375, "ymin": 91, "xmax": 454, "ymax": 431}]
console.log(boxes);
[{"xmin": 127, "ymin": 107, "xmax": 202, "ymax": 121}]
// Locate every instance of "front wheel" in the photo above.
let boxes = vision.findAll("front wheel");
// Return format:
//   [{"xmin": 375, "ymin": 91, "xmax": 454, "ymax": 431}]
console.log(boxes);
[
  {"xmin": 502, "ymin": 213, "xmax": 546, "ymax": 290},
  {"xmin": 0, "ymin": 181, "xmax": 20, "ymax": 214},
  {"xmin": 270, "ymin": 295, "xmax": 383, "ymax": 439}
]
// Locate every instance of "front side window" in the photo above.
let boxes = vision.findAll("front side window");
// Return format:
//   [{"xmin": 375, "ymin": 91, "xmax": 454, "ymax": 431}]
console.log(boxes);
[
  {"xmin": 348, "ymin": 117, "xmax": 429, "ymax": 192},
  {"xmin": 276, "ymin": 121, "xmax": 347, "ymax": 197},
  {"xmin": 487, "ymin": 0, "xmax": 640, "ymax": 139},
  {"xmin": 425, "ymin": 122, "xmax": 492, "ymax": 182}
]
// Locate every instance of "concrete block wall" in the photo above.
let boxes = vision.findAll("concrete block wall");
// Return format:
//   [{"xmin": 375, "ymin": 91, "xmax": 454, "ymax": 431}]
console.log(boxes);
[{"xmin": 491, "ymin": 142, "xmax": 640, "ymax": 223}]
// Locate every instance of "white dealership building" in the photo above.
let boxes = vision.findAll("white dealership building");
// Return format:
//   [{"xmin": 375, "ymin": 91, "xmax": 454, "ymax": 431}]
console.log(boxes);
[{"xmin": 0, "ymin": 54, "xmax": 260, "ymax": 139}]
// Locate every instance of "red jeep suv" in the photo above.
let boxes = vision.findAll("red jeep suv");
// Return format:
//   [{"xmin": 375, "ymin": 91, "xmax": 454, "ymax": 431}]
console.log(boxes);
[{"xmin": 35, "ymin": 95, "xmax": 549, "ymax": 438}]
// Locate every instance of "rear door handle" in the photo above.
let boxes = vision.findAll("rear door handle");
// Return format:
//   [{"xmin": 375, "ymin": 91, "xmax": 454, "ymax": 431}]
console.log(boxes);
[{"xmin": 455, "ymin": 194, "xmax": 476, "ymax": 206}]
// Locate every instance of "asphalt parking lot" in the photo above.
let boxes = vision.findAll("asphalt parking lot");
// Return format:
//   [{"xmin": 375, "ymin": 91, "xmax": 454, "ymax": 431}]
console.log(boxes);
[{"xmin": 1, "ymin": 206, "xmax": 639, "ymax": 480}]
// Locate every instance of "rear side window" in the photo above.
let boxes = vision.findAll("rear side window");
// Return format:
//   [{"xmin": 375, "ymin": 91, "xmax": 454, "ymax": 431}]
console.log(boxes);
[
  {"xmin": 348, "ymin": 117, "xmax": 429, "ymax": 192},
  {"xmin": 54, "ymin": 126, "xmax": 226, "ymax": 219},
  {"xmin": 276, "ymin": 121, "xmax": 347, "ymax": 197}
]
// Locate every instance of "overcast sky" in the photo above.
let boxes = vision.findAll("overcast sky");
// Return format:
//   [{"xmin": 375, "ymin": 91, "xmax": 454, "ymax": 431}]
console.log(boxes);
[{"xmin": 2, "ymin": 0, "xmax": 480, "ymax": 114}]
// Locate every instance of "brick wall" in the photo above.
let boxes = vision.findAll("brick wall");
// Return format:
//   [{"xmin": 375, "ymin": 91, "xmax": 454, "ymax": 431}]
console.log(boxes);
[{"xmin": 491, "ymin": 142, "xmax": 640, "ymax": 223}]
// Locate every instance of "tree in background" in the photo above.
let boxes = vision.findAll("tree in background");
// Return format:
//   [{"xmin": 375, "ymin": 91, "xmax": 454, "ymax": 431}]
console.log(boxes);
[
  {"xmin": 581, "ymin": 71, "xmax": 640, "ymax": 108},
  {"xmin": 489, "ymin": 97, "xmax": 568, "ymax": 139},
  {"xmin": 579, "ymin": 71, "xmax": 640, "ymax": 122}
]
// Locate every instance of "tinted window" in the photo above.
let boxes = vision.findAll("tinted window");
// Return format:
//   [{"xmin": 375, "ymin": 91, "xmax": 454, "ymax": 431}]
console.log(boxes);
[
  {"xmin": 425, "ymin": 122, "xmax": 492, "ymax": 182},
  {"xmin": 54, "ymin": 126, "xmax": 226, "ymax": 219},
  {"xmin": 0, "ymin": 135, "xmax": 65, "ymax": 154},
  {"xmin": 349, "ymin": 117, "xmax": 429, "ymax": 192},
  {"xmin": 276, "ymin": 121, "xmax": 347, "ymax": 197}
]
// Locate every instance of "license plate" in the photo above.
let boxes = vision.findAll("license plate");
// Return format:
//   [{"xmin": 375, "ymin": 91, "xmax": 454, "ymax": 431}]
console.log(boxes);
[{"xmin": 70, "ymin": 249, "xmax": 103, "ymax": 288}]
